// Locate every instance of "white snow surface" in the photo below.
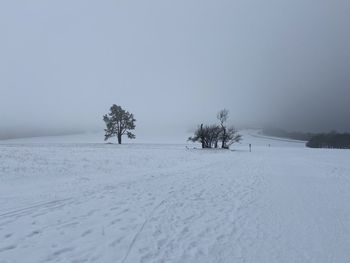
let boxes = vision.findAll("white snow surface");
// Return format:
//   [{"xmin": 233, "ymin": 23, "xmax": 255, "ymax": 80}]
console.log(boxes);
[{"xmin": 0, "ymin": 131, "xmax": 350, "ymax": 263}]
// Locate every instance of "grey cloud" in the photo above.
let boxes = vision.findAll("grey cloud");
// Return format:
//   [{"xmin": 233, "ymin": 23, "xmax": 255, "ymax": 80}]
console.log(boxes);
[{"xmin": 1, "ymin": 0, "xmax": 349, "ymax": 138}]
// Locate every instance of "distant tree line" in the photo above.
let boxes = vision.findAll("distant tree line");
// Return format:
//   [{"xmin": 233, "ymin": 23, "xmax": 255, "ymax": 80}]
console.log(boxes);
[
  {"xmin": 306, "ymin": 132, "xmax": 350, "ymax": 149},
  {"xmin": 262, "ymin": 127, "xmax": 350, "ymax": 149},
  {"xmin": 188, "ymin": 109, "xmax": 241, "ymax": 149},
  {"xmin": 262, "ymin": 127, "xmax": 314, "ymax": 141},
  {"xmin": 0, "ymin": 129, "xmax": 83, "ymax": 140}
]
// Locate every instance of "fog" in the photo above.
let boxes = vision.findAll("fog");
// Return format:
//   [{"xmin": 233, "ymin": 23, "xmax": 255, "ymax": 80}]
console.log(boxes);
[{"xmin": 1, "ymin": 0, "xmax": 349, "ymax": 139}]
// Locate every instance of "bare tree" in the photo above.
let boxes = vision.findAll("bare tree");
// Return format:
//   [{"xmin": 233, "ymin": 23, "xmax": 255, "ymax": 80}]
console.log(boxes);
[
  {"xmin": 103, "ymin": 104, "xmax": 136, "ymax": 144},
  {"xmin": 188, "ymin": 124, "xmax": 221, "ymax": 148},
  {"xmin": 217, "ymin": 109, "xmax": 229, "ymax": 148},
  {"xmin": 223, "ymin": 126, "xmax": 242, "ymax": 148},
  {"xmin": 188, "ymin": 124, "xmax": 209, "ymax": 148},
  {"xmin": 189, "ymin": 109, "xmax": 242, "ymax": 149},
  {"xmin": 208, "ymin": 124, "xmax": 222, "ymax": 148}
]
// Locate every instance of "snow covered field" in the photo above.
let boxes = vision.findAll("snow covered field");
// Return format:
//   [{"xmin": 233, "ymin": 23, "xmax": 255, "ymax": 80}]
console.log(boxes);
[{"xmin": 1, "ymin": 131, "xmax": 350, "ymax": 263}]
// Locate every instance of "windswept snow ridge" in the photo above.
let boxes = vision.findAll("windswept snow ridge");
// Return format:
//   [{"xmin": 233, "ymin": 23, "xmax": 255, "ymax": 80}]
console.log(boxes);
[{"xmin": 0, "ymin": 131, "xmax": 350, "ymax": 263}]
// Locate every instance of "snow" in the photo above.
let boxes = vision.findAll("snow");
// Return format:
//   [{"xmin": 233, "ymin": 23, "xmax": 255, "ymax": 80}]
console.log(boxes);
[{"xmin": 0, "ymin": 131, "xmax": 350, "ymax": 263}]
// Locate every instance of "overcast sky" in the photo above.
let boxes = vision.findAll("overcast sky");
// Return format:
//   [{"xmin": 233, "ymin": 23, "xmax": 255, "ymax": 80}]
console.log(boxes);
[{"xmin": 1, "ymin": 0, "xmax": 349, "ymax": 137}]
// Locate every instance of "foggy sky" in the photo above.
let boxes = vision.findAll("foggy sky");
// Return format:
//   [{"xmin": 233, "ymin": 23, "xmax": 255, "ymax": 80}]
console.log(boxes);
[{"xmin": 1, "ymin": 0, "xmax": 350, "ymax": 138}]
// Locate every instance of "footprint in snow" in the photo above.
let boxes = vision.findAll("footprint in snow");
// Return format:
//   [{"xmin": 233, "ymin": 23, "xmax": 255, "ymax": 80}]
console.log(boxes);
[{"xmin": 0, "ymin": 245, "xmax": 17, "ymax": 253}]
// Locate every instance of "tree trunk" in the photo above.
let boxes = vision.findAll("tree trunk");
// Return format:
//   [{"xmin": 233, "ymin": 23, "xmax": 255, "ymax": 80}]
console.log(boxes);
[
  {"xmin": 221, "ymin": 127, "xmax": 226, "ymax": 148},
  {"xmin": 117, "ymin": 134, "xmax": 122, "ymax": 144},
  {"xmin": 200, "ymin": 124, "xmax": 205, "ymax": 149}
]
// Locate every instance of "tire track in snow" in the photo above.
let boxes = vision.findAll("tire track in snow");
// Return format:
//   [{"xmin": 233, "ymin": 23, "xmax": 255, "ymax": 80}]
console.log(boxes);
[
  {"xmin": 122, "ymin": 155, "xmax": 264, "ymax": 263},
  {"xmin": 121, "ymin": 198, "xmax": 169, "ymax": 263},
  {"xmin": 0, "ymin": 198, "xmax": 73, "ymax": 218},
  {"xmin": 120, "ymin": 161, "xmax": 218, "ymax": 262}
]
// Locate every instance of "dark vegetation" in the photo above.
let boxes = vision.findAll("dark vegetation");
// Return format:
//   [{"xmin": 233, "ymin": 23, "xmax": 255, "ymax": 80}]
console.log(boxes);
[
  {"xmin": 263, "ymin": 127, "xmax": 350, "ymax": 149},
  {"xmin": 103, "ymin": 104, "xmax": 136, "ymax": 144},
  {"xmin": 262, "ymin": 127, "xmax": 314, "ymax": 141},
  {"xmin": 306, "ymin": 132, "xmax": 350, "ymax": 149},
  {"xmin": 0, "ymin": 129, "xmax": 83, "ymax": 140},
  {"xmin": 189, "ymin": 109, "xmax": 241, "ymax": 149}
]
